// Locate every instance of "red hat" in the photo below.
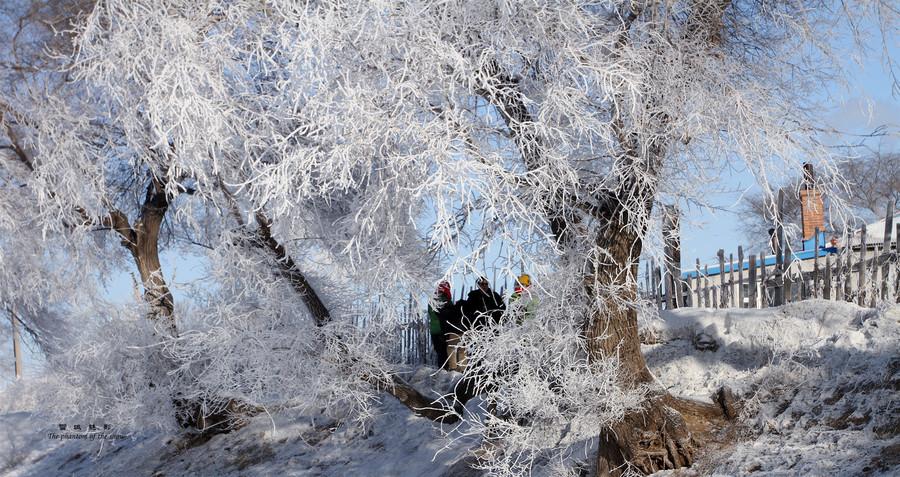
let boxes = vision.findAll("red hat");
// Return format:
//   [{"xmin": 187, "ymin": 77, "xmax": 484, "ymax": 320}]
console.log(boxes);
[{"xmin": 437, "ymin": 281, "xmax": 451, "ymax": 300}]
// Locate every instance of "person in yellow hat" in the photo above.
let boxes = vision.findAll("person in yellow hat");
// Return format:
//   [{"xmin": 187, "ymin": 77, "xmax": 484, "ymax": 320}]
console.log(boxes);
[{"xmin": 509, "ymin": 273, "xmax": 538, "ymax": 323}]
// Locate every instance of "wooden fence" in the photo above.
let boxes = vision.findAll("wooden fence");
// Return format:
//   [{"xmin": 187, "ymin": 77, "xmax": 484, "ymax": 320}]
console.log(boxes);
[
  {"xmin": 350, "ymin": 297, "xmax": 432, "ymax": 366},
  {"xmin": 644, "ymin": 199, "xmax": 899, "ymax": 310}
]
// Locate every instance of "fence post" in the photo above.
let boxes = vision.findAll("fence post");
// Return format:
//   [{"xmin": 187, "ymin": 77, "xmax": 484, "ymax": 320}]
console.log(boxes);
[
  {"xmin": 896, "ymin": 223, "xmax": 900, "ymax": 302},
  {"xmin": 409, "ymin": 294, "xmax": 414, "ymax": 364},
  {"xmin": 10, "ymin": 309, "xmax": 22, "ymax": 380},
  {"xmin": 824, "ymin": 254, "xmax": 832, "ymax": 300},
  {"xmin": 748, "ymin": 254, "xmax": 758, "ymax": 309},
  {"xmin": 664, "ymin": 263, "xmax": 673, "ymax": 309},
  {"xmin": 881, "ymin": 203, "xmax": 894, "ymax": 301},
  {"xmin": 784, "ymin": 237, "xmax": 793, "ymax": 304},
  {"xmin": 760, "ymin": 251, "xmax": 768, "ymax": 308},
  {"xmin": 704, "ymin": 264, "xmax": 710, "ymax": 307},
  {"xmin": 834, "ymin": 242, "xmax": 843, "ymax": 301},
  {"xmin": 695, "ymin": 259, "xmax": 702, "ymax": 307},
  {"xmin": 717, "ymin": 249, "xmax": 727, "ymax": 308},
  {"xmin": 813, "ymin": 227, "xmax": 820, "ymax": 298},
  {"xmin": 729, "ymin": 252, "xmax": 735, "ymax": 308},
  {"xmin": 774, "ymin": 190, "xmax": 785, "ymax": 306},
  {"xmin": 844, "ymin": 234, "xmax": 854, "ymax": 302},
  {"xmin": 420, "ymin": 321, "xmax": 427, "ymax": 365},
  {"xmin": 686, "ymin": 274, "xmax": 694, "ymax": 307},
  {"xmin": 645, "ymin": 261, "xmax": 651, "ymax": 301},
  {"xmin": 858, "ymin": 224, "xmax": 867, "ymax": 306},
  {"xmin": 654, "ymin": 265, "xmax": 663, "ymax": 309},
  {"xmin": 870, "ymin": 244, "xmax": 880, "ymax": 308},
  {"xmin": 663, "ymin": 205, "xmax": 683, "ymax": 309},
  {"xmin": 738, "ymin": 246, "xmax": 745, "ymax": 308}
]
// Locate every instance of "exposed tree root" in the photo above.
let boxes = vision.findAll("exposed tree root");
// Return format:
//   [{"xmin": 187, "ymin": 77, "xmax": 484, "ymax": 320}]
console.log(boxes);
[
  {"xmin": 597, "ymin": 395, "xmax": 697, "ymax": 476},
  {"xmin": 175, "ymin": 397, "xmax": 263, "ymax": 435},
  {"xmin": 597, "ymin": 388, "xmax": 738, "ymax": 476},
  {"xmin": 371, "ymin": 373, "xmax": 463, "ymax": 423}
]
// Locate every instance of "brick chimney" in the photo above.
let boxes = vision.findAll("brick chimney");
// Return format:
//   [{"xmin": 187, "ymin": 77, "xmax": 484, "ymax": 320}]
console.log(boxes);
[{"xmin": 799, "ymin": 163, "xmax": 825, "ymax": 243}]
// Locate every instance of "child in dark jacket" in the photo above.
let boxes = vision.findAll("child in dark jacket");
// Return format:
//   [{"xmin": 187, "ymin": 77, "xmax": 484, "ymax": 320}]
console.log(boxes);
[{"xmin": 461, "ymin": 277, "xmax": 505, "ymax": 329}]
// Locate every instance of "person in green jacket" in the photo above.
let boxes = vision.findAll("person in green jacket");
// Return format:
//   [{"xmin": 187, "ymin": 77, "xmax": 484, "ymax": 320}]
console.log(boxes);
[
  {"xmin": 509, "ymin": 273, "xmax": 538, "ymax": 324},
  {"xmin": 427, "ymin": 281, "xmax": 452, "ymax": 369}
]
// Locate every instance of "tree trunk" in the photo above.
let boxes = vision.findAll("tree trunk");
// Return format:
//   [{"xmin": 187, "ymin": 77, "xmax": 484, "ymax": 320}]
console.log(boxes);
[
  {"xmin": 587, "ymin": 216, "xmax": 730, "ymax": 476},
  {"xmin": 109, "ymin": 178, "xmax": 177, "ymax": 336},
  {"xmin": 585, "ymin": 223, "xmax": 652, "ymax": 384},
  {"xmin": 131, "ymin": 217, "xmax": 176, "ymax": 334},
  {"xmin": 254, "ymin": 212, "xmax": 331, "ymax": 326}
]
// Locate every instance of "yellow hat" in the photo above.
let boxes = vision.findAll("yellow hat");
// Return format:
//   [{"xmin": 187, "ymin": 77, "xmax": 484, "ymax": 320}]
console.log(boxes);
[{"xmin": 517, "ymin": 273, "xmax": 531, "ymax": 287}]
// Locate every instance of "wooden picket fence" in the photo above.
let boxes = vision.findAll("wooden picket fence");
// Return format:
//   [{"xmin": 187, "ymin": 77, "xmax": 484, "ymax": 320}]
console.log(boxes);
[
  {"xmin": 350, "ymin": 297, "xmax": 433, "ymax": 366},
  {"xmin": 644, "ymin": 199, "xmax": 899, "ymax": 310}
]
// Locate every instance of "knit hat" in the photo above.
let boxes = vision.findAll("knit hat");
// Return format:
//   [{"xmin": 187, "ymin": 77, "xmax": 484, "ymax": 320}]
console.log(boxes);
[
  {"xmin": 436, "ymin": 281, "xmax": 451, "ymax": 300},
  {"xmin": 517, "ymin": 273, "xmax": 531, "ymax": 287}
]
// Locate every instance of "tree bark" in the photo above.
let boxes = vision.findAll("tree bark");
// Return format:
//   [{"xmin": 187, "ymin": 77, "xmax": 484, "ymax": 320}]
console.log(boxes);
[
  {"xmin": 585, "ymin": 221, "xmax": 653, "ymax": 384},
  {"xmin": 253, "ymin": 212, "xmax": 331, "ymax": 326},
  {"xmin": 106, "ymin": 177, "xmax": 177, "ymax": 336}
]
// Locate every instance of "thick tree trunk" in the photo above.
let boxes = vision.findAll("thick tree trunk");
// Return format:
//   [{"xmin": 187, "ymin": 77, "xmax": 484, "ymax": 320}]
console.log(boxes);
[
  {"xmin": 585, "ymin": 223, "xmax": 652, "ymax": 384},
  {"xmin": 108, "ymin": 178, "xmax": 177, "ymax": 336},
  {"xmin": 587, "ymin": 215, "xmax": 731, "ymax": 476}
]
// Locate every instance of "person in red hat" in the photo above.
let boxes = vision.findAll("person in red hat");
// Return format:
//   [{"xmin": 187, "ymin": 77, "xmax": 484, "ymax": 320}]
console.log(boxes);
[{"xmin": 427, "ymin": 281, "xmax": 454, "ymax": 369}]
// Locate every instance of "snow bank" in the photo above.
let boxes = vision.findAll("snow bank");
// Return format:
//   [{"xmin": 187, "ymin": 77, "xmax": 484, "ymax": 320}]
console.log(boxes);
[
  {"xmin": 653, "ymin": 300, "xmax": 865, "ymax": 355},
  {"xmin": 0, "ymin": 367, "xmax": 480, "ymax": 477},
  {"xmin": 645, "ymin": 300, "xmax": 900, "ymax": 476},
  {"xmin": 643, "ymin": 300, "xmax": 868, "ymax": 400}
]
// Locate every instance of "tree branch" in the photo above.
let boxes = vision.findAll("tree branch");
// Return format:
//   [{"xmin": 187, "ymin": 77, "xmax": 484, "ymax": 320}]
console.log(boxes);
[{"xmin": 215, "ymin": 176, "xmax": 458, "ymax": 421}]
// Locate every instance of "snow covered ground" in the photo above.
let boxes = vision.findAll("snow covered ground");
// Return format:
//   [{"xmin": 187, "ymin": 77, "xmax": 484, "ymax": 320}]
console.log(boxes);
[
  {"xmin": 2, "ymin": 300, "xmax": 898, "ymax": 476},
  {"xmin": 645, "ymin": 301, "xmax": 900, "ymax": 476}
]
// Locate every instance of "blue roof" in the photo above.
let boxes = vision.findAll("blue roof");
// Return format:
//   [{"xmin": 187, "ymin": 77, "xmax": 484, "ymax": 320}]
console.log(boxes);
[{"xmin": 682, "ymin": 244, "xmax": 837, "ymax": 279}]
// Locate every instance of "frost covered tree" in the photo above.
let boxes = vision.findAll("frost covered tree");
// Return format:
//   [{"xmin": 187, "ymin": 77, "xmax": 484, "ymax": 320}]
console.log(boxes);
[{"xmin": 1, "ymin": 0, "xmax": 896, "ymax": 475}]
